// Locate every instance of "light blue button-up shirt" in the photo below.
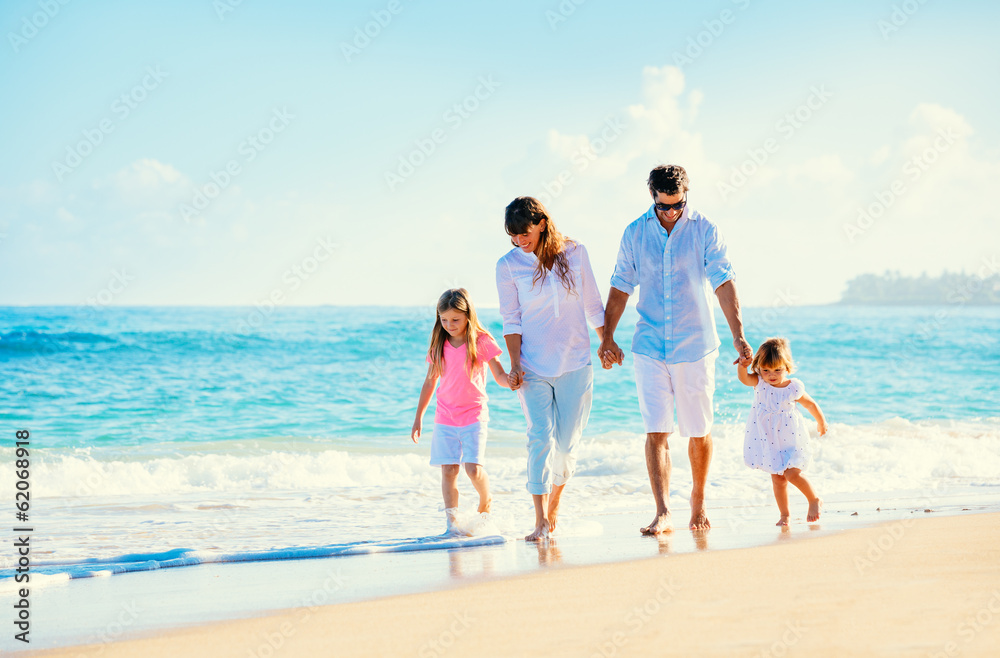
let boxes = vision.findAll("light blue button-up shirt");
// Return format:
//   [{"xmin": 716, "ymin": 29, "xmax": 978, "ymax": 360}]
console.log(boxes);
[{"xmin": 610, "ymin": 204, "xmax": 735, "ymax": 365}]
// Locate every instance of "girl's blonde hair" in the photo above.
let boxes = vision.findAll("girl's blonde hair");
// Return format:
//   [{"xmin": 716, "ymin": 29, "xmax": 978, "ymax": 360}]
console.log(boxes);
[
  {"xmin": 427, "ymin": 288, "xmax": 490, "ymax": 378},
  {"xmin": 504, "ymin": 196, "xmax": 577, "ymax": 294},
  {"xmin": 750, "ymin": 337, "xmax": 797, "ymax": 375}
]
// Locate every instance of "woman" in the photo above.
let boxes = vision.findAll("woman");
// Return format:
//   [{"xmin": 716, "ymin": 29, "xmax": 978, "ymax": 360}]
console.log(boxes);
[{"xmin": 496, "ymin": 196, "xmax": 605, "ymax": 541}]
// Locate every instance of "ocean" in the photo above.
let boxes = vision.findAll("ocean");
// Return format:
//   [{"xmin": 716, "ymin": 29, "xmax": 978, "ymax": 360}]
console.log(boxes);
[{"xmin": 1, "ymin": 304, "xmax": 999, "ymax": 597}]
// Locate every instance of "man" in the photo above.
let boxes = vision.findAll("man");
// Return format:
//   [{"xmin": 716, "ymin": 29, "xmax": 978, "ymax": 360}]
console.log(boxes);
[{"xmin": 599, "ymin": 164, "xmax": 752, "ymax": 533}]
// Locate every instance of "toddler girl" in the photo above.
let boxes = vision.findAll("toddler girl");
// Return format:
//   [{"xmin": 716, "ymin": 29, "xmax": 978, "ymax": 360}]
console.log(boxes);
[{"xmin": 737, "ymin": 337, "xmax": 828, "ymax": 525}]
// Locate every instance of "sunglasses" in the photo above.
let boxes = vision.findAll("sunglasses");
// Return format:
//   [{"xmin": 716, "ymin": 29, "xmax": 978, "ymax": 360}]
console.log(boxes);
[{"xmin": 654, "ymin": 197, "xmax": 687, "ymax": 213}]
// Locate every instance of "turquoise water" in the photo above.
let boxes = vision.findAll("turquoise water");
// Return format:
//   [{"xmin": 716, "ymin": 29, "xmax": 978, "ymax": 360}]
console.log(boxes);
[
  {"xmin": 2, "ymin": 305, "xmax": 998, "ymax": 450},
  {"xmin": 0, "ymin": 304, "xmax": 998, "ymax": 591}
]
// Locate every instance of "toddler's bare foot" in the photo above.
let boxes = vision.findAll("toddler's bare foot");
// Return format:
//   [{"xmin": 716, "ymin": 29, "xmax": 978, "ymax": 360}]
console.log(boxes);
[
  {"xmin": 776, "ymin": 515, "xmax": 790, "ymax": 527},
  {"xmin": 807, "ymin": 498, "xmax": 822, "ymax": 523},
  {"xmin": 525, "ymin": 519, "xmax": 550, "ymax": 542},
  {"xmin": 478, "ymin": 497, "xmax": 492, "ymax": 514},
  {"xmin": 640, "ymin": 511, "xmax": 673, "ymax": 535}
]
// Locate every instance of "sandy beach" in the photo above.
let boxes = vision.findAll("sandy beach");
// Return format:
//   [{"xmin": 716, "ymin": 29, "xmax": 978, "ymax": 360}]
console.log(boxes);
[{"xmin": 29, "ymin": 511, "xmax": 1000, "ymax": 658}]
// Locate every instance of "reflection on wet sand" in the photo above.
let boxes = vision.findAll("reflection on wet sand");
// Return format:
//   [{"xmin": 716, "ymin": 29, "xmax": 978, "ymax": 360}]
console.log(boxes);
[
  {"xmin": 448, "ymin": 548, "xmax": 496, "ymax": 579},
  {"xmin": 534, "ymin": 538, "xmax": 563, "ymax": 566},
  {"xmin": 692, "ymin": 528, "xmax": 710, "ymax": 551}
]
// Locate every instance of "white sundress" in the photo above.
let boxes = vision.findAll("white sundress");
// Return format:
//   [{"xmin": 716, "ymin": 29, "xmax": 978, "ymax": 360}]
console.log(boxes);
[{"xmin": 743, "ymin": 378, "xmax": 812, "ymax": 474}]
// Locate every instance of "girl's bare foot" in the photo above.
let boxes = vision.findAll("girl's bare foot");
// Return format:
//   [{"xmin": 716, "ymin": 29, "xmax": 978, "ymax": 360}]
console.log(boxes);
[
  {"xmin": 478, "ymin": 497, "xmax": 492, "ymax": 514},
  {"xmin": 807, "ymin": 498, "xmax": 822, "ymax": 522},
  {"xmin": 445, "ymin": 508, "xmax": 464, "ymax": 536},
  {"xmin": 525, "ymin": 519, "xmax": 550, "ymax": 542},
  {"xmin": 640, "ymin": 511, "xmax": 672, "ymax": 535},
  {"xmin": 776, "ymin": 515, "xmax": 790, "ymax": 527}
]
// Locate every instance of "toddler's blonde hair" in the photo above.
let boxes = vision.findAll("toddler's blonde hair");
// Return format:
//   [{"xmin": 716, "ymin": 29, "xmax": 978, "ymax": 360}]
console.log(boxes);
[{"xmin": 750, "ymin": 337, "xmax": 797, "ymax": 375}]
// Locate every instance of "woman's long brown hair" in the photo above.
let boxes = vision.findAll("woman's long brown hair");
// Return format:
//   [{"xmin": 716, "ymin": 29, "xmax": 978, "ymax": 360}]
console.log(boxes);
[{"xmin": 504, "ymin": 196, "xmax": 576, "ymax": 293}]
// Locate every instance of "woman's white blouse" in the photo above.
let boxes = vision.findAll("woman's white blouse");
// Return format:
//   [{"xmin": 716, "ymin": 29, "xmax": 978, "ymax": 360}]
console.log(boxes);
[{"xmin": 496, "ymin": 241, "xmax": 606, "ymax": 378}]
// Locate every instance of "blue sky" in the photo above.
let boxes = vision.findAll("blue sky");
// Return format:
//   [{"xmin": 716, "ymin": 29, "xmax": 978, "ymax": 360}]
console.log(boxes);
[{"xmin": 1, "ymin": 0, "xmax": 998, "ymax": 308}]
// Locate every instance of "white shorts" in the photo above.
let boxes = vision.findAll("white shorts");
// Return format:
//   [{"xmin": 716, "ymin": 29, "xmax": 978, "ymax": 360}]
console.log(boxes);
[
  {"xmin": 429, "ymin": 421, "xmax": 488, "ymax": 466},
  {"xmin": 633, "ymin": 351, "xmax": 717, "ymax": 437}
]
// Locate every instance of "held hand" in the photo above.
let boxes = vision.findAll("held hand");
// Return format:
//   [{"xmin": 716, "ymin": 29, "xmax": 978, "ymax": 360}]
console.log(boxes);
[
  {"xmin": 598, "ymin": 338, "xmax": 624, "ymax": 369},
  {"xmin": 411, "ymin": 419, "xmax": 421, "ymax": 443},
  {"xmin": 507, "ymin": 369, "xmax": 523, "ymax": 391},
  {"xmin": 733, "ymin": 336, "xmax": 753, "ymax": 366}
]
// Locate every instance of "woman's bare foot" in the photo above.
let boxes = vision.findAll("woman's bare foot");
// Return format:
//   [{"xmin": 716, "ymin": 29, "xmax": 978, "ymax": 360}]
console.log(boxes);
[
  {"xmin": 478, "ymin": 497, "xmax": 492, "ymax": 514},
  {"xmin": 640, "ymin": 511, "xmax": 673, "ymax": 535},
  {"xmin": 547, "ymin": 485, "xmax": 565, "ymax": 534},
  {"xmin": 776, "ymin": 515, "xmax": 790, "ymax": 527},
  {"xmin": 807, "ymin": 498, "xmax": 822, "ymax": 522},
  {"xmin": 689, "ymin": 508, "xmax": 710, "ymax": 530},
  {"xmin": 525, "ymin": 519, "xmax": 550, "ymax": 542}
]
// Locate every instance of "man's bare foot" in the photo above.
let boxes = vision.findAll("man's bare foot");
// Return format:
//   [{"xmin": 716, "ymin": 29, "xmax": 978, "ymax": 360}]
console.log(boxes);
[
  {"xmin": 478, "ymin": 497, "xmax": 492, "ymax": 514},
  {"xmin": 807, "ymin": 498, "xmax": 822, "ymax": 522},
  {"xmin": 689, "ymin": 509, "xmax": 710, "ymax": 530},
  {"xmin": 640, "ymin": 512, "xmax": 673, "ymax": 535},
  {"xmin": 525, "ymin": 519, "xmax": 550, "ymax": 542},
  {"xmin": 548, "ymin": 508, "xmax": 559, "ymax": 534},
  {"xmin": 776, "ymin": 515, "xmax": 790, "ymax": 527}
]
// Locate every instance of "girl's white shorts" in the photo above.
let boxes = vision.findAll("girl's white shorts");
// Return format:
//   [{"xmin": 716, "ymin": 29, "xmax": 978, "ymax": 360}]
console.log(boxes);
[{"xmin": 429, "ymin": 421, "xmax": 488, "ymax": 465}]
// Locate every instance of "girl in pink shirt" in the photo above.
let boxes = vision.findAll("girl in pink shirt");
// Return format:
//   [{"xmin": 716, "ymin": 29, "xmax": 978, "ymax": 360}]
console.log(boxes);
[{"xmin": 411, "ymin": 288, "xmax": 511, "ymax": 534}]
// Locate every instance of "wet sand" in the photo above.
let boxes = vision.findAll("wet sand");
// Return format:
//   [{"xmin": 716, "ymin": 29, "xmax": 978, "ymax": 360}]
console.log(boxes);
[{"xmin": 29, "ymin": 511, "xmax": 1000, "ymax": 657}]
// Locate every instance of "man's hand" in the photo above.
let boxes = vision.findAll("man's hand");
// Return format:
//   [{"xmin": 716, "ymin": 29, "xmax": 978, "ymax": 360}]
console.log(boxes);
[
  {"xmin": 507, "ymin": 368, "xmax": 524, "ymax": 391},
  {"xmin": 599, "ymin": 338, "xmax": 624, "ymax": 369},
  {"xmin": 733, "ymin": 335, "xmax": 752, "ymax": 366}
]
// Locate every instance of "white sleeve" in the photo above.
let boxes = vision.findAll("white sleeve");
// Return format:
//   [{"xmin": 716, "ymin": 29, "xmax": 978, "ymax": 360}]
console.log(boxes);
[
  {"xmin": 577, "ymin": 244, "xmax": 606, "ymax": 328},
  {"xmin": 496, "ymin": 257, "xmax": 522, "ymax": 336},
  {"xmin": 609, "ymin": 223, "xmax": 638, "ymax": 295}
]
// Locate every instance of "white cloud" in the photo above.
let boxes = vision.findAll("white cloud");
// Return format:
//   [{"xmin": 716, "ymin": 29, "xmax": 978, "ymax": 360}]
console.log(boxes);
[
  {"xmin": 4, "ymin": 68, "xmax": 999, "ymax": 309},
  {"xmin": 870, "ymin": 145, "xmax": 890, "ymax": 166},
  {"xmin": 88, "ymin": 158, "xmax": 191, "ymax": 215},
  {"xmin": 787, "ymin": 154, "xmax": 854, "ymax": 185},
  {"xmin": 909, "ymin": 103, "xmax": 974, "ymax": 137}
]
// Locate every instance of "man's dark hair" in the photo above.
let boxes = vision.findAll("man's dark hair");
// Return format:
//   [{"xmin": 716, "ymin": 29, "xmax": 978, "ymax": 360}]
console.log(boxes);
[{"xmin": 647, "ymin": 165, "xmax": 690, "ymax": 196}]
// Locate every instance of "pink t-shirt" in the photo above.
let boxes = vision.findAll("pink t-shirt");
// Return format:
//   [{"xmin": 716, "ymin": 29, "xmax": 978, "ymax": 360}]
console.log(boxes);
[{"xmin": 427, "ymin": 331, "xmax": 503, "ymax": 427}]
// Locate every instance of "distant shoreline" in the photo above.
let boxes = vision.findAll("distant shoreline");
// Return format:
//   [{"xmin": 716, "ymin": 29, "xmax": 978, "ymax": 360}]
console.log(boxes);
[
  {"xmin": 839, "ymin": 271, "xmax": 1000, "ymax": 305},
  {"xmin": 837, "ymin": 300, "xmax": 1000, "ymax": 306}
]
